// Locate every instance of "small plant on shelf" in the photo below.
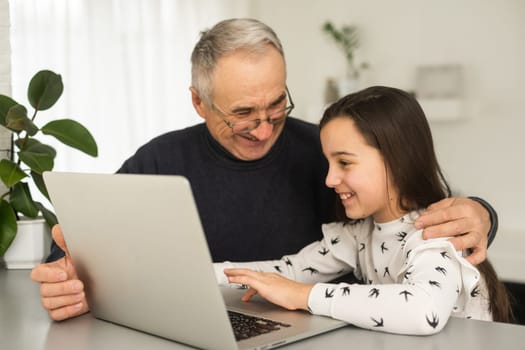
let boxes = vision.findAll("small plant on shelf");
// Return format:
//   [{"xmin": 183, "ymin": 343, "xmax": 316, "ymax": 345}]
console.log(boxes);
[{"xmin": 322, "ymin": 21, "xmax": 368, "ymax": 79}]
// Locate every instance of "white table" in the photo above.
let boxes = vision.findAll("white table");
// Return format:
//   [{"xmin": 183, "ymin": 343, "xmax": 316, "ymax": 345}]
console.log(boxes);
[{"xmin": 2, "ymin": 269, "xmax": 525, "ymax": 350}]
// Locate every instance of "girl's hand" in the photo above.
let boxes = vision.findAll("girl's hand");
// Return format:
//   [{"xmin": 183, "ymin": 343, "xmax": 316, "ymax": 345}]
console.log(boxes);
[{"xmin": 224, "ymin": 268, "xmax": 313, "ymax": 311}]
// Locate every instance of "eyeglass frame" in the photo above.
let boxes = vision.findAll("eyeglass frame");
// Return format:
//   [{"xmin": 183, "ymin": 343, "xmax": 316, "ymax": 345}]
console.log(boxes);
[{"xmin": 210, "ymin": 87, "xmax": 295, "ymax": 135}]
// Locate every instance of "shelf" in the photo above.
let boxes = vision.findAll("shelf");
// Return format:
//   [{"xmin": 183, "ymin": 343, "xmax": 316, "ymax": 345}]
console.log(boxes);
[{"xmin": 418, "ymin": 97, "xmax": 463, "ymax": 121}]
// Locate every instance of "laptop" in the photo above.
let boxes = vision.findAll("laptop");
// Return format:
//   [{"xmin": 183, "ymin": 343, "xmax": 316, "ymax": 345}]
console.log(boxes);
[{"xmin": 43, "ymin": 172, "xmax": 347, "ymax": 350}]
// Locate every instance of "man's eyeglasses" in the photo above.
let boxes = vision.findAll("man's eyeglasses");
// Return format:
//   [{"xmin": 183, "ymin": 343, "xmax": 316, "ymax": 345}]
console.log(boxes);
[{"xmin": 211, "ymin": 87, "xmax": 294, "ymax": 135}]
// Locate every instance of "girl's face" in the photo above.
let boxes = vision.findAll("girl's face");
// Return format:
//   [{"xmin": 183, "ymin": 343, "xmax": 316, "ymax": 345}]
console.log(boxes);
[{"xmin": 321, "ymin": 117, "xmax": 402, "ymax": 223}]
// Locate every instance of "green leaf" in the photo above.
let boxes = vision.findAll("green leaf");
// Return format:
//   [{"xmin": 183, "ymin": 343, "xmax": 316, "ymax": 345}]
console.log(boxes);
[
  {"xmin": 0, "ymin": 199, "xmax": 18, "ymax": 257},
  {"xmin": 31, "ymin": 170, "xmax": 50, "ymax": 200},
  {"xmin": 10, "ymin": 182, "xmax": 39, "ymax": 218},
  {"xmin": 0, "ymin": 94, "xmax": 18, "ymax": 126},
  {"xmin": 35, "ymin": 202, "xmax": 58, "ymax": 228},
  {"xmin": 41, "ymin": 119, "xmax": 98, "ymax": 157},
  {"xmin": 5, "ymin": 104, "xmax": 39, "ymax": 135},
  {"xmin": 18, "ymin": 143, "xmax": 56, "ymax": 174},
  {"xmin": 0, "ymin": 159, "xmax": 27, "ymax": 187},
  {"xmin": 15, "ymin": 138, "xmax": 57, "ymax": 156},
  {"xmin": 28, "ymin": 70, "xmax": 64, "ymax": 111}
]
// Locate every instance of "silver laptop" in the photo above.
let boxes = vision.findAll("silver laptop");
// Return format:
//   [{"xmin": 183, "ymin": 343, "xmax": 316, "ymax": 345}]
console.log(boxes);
[{"xmin": 43, "ymin": 172, "xmax": 346, "ymax": 350}]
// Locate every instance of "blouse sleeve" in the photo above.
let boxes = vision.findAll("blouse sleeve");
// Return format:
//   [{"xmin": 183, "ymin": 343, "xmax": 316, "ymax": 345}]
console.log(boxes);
[
  {"xmin": 308, "ymin": 240, "xmax": 470, "ymax": 335},
  {"xmin": 214, "ymin": 222, "xmax": 357, "ymax": 285}
]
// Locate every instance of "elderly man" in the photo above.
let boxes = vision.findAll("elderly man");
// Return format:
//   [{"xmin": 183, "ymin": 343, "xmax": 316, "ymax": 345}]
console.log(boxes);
[{"xmin": 31, "ymin": 18, "xmax": 496, "ymax": 321}]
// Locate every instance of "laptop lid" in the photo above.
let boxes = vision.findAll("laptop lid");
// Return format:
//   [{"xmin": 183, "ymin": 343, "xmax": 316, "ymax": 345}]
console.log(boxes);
[{"xmin": 43, "ymin": 172, "xmax": 346, "ymax": 350}]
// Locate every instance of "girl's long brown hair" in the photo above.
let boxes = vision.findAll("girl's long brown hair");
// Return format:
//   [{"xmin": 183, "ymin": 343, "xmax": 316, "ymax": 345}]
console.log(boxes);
[{"xmin": 320, "ymin": 86, "xmax": 511, "ymax": 322}]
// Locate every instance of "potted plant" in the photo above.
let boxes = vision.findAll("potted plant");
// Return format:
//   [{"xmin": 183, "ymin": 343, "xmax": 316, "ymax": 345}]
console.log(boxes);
[
  {"xmin": 322, "ymin": 21, "xmax": 369, "ymax": 96},
  {"xmin": 0, "ymin": 70, "xmax": 98, "ymax": 268}
]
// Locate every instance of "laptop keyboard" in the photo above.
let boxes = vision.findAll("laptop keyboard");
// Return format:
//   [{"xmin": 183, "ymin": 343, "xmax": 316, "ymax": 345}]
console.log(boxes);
[{"xmin": 228, "ymin": 310, "xmax": 291, "ymax": 341}]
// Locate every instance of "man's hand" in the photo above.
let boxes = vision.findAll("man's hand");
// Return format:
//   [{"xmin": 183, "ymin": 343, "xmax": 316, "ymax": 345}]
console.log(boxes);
[
  {"xmin": 224, "ymin": 268, "xmax": 313, "ymax": 311},
  {"xmin": 30, "ymin": 225, "xmax": 89, "ymax": 321},
  {"xmin": 415, "ymin": 197, "xmax": 490, "ymax": 265}
]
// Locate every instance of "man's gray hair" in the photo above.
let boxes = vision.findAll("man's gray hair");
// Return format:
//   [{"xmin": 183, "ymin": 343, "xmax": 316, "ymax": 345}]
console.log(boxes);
[{"xmin": 191, "ymin": 18, "xmax": 285, "ymax": 105}]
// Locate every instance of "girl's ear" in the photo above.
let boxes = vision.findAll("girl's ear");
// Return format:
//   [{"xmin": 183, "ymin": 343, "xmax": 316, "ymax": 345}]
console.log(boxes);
[{"xmin": 190, "ymin": 87, "xmax": 207, "ymax": 119}]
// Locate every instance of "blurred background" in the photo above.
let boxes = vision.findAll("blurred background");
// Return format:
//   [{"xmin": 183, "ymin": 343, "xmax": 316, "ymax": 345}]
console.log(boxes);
[{"xmin": 1, "ymin": 0, "xmax": 523, "ymax": 321}]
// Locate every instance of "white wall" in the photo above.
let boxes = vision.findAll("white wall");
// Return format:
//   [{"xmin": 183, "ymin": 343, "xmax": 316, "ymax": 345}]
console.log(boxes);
[
  {"xmin": 249, "ymin": 0, "xmax": 525, "ymax": 233},
  {"xmin": 0, "ymin": 0, "xmax": 10, "ymax": 97},
  {"xmin": 0, "ymin": 0, "xmax": 11, "ymax": 198}
]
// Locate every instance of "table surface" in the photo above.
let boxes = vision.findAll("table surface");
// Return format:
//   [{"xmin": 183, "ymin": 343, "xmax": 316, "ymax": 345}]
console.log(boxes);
[{"xmin": 2, "ymin": 269, "xmax": 525, "ymax": 350}]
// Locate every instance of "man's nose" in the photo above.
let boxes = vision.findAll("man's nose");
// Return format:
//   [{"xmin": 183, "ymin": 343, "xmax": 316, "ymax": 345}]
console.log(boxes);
[{"xmin": 249, "ymin": 119, "xmax": 274, "ymax": 141}]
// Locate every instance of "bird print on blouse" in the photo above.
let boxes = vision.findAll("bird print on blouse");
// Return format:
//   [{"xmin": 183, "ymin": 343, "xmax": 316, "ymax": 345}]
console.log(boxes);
[
  {"xmin": 396, "ymin": 231, "xmax": 407, "ymax": 241},
  {"xmin": 371, "ymin": 317, "xmax": 384, "ymax": 327},
  {"xmin": 302, "ymin": 267, "xmax": 319, "ymax": 275},
  {"xmin": 426, "ymin": 313, "xmax": 439, "ymax": 329},
  {"xmin": 399, "ymin": 290, "xmax": 413, "ymax": 302},
  {"xmin": 429, "ymin": 280, "xmax": 441, "ymax": 288},
  {"xmin": 435, "ymin": 266, "xmax": 447, "ymax": 275},
  {"xmin": 383, "ymin": 267, "xmax": 390, "ymax": 278},
  {"xmin": 214, "ymin": 211, "xmax": 491, "ymax": 335},
  {"xmin": 404, "ymin": 265, "xmax": 414, "ymax": 280},
  {"xmin": 369, "ymin": 288, "xmax": 380, "ymax": 298},
  {"xmin": 319, "ymin": 247, "xmax": 330, "ymax": 256}
]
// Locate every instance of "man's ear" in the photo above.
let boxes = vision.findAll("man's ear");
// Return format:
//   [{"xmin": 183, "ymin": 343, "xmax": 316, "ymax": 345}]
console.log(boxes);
[{"xmin": 190, "ymin": 87, "xmax": 207, "ymax": 119}]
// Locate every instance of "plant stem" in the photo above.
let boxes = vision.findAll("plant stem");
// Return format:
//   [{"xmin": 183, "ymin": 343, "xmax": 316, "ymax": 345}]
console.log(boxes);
[{"xmin": 17, "ymin": 109, "xmax": 37, "ymax": 160}]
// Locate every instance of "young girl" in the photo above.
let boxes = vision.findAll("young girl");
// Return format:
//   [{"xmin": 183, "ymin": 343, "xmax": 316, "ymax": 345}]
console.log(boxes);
[{"xmin": 214, "ymin": 86, "xmax": 511, "ymax": 335}]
